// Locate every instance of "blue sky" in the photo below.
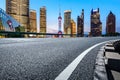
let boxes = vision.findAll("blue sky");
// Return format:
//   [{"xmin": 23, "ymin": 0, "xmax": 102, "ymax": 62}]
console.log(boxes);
[{"xmin": 0, "ymin": 0, "xmax": 120, "ymax": 33}]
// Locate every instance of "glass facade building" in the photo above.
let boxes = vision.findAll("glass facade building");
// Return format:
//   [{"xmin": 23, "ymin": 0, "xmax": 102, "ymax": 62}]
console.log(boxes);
[
  {"xmin": 0, "ymin": 8, "xmax": 20, "ymax": 31},
  {"xmin": 6, "ymin": 0, "xmax": 30, "ymax": 32}
]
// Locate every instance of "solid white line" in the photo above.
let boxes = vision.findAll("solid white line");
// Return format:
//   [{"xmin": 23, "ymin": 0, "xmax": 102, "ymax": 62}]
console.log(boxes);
[{"xmin": 55, "ymin": 41, "xmax": 107, "ymax": 80}]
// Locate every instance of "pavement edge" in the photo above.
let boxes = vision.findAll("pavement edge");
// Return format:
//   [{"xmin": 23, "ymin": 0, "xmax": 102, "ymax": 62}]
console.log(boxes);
[{"xmin": 93, "ymin": 46, "xmax": 108, "ymax": 80}]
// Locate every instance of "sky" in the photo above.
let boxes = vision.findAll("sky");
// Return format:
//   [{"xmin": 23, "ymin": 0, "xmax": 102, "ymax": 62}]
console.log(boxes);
[{"xmin": 0, "ymin": 0, "xmax": 120, "ymax": 34}]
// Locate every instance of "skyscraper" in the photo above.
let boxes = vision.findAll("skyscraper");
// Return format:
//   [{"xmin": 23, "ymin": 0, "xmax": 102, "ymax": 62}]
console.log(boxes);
[
  {"xmin": 106, "ymin": 11, "xmax": 116, "ymax": 34},
  {"xmin": 30, "ymin": 10, "xmax": 37, "ymax": 33},
  {"xmin": 77, "ymin": 9, "xmax": 84, "ymax": 37},
  {"xmin": 40, "ymin": 6, "xmax": 46, "ymax": 33},
  {"xmin": 90, "ymin": 8, "xmax": 102, "ymax": 36},
  {"xmin": 71, "ymin": 19, "xmax": 76, "ymax": 37},
  {"xmin": 6, "ymin": 0, "xmax": 30, "ymax": 32},
  {"xmin": 64, "ymin": 10, "xmax": 71, "ymax": 35}
]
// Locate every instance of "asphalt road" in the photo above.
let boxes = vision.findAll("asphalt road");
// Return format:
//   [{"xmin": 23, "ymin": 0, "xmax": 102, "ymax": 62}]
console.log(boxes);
[{"xmin": 0, "ymin": 37, "xmax": 120, "ymax": 80}]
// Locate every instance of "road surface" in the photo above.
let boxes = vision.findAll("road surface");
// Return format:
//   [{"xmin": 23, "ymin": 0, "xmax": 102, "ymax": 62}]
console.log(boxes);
[{"xmin": 0, "ymin": 37, "xmax": 120, "ymax": 80}]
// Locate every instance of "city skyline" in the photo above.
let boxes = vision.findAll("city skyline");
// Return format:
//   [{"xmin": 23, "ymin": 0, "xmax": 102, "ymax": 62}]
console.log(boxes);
[{"xmin": 0, "ymin": 0, "xmax": 120, "ymax": 34}]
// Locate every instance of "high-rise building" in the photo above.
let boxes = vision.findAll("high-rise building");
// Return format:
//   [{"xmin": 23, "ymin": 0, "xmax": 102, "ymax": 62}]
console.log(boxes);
[
  {"xmin": 77, "ymin": 9, "xmax": 84, "ymax": 37},
  {"xmin": 40, "ymin": 6, "xmax": 46, "ymax": 33},
  {"xmin": 71, "ymin": 19, "xmax": 76, "ymax": 37},
  {"xmin": 30, "ymin": 10, "xmax": 37, "ymax": 33},
  {"xmin": 106, "ymin": 11, "xmax": 116, "ymax": 34},
  {"xmin": 6, "ymin": 0, "xmax": 30, "ymax": 32},
  {"xmin": 64, "ymin": 10, "xmax": 71, "ymax": 35},
  {"xmin": 90, "ymin": 8, "xmax": 102, "ymax": 36}
]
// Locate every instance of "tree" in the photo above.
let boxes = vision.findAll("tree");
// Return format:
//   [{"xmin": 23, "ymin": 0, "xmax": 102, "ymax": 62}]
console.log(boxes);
[{"xmin": 15, "ymin": 25, "xmax": 25, "ymax": 32}]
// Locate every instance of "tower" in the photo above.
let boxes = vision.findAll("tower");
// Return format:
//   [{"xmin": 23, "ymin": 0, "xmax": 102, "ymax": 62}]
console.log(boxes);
[
  {"xmin": 40, "ymin": 6, "xmax": 46, "ymax": 33},
  {"xmin": 77, "ymin": 9, "xmax": 84, "ymax": 37},
  {"xmin": 6, "ymin": 0, "xmax": 30, "ymax": 32},
  {"xmin": 106, "ymin": 11, "xmax": 116, "ymax": 34},
  {"xmin": 58, "ymin": 5, "xmax": 62, "ymax": 37}
]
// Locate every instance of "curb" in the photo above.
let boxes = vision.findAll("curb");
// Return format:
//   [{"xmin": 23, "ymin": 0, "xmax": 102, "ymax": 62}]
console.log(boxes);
[{"xmin": 94, "ymin": 46, "xmax": 108, "ymax": 80}]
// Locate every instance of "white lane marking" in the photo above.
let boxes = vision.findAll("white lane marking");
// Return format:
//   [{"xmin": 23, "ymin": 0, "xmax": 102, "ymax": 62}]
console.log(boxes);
[{"xmin": 55, "ymin": 41, "xmax": 107, "ymax": 80}]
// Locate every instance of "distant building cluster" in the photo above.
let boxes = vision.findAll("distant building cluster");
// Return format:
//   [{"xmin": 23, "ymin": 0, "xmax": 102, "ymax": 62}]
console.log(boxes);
[
  {"xmin": 63, "ymin": 8, "xmax": 116, "ymax": 37},
  {"xmin": 0, "ymin": 0, "xmax": 117, "ymax": 37},
  {"xmin": 5, "ymin": 0, "xmax": 47, "ymax": 35}
]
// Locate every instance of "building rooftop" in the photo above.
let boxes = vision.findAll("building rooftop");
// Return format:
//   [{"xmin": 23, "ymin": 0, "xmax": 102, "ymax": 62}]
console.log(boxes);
[
  {"xmin": 64, "ymin": 10, "xmax": 71, "ymax": 13},
  {"xmin": 40, "ymin": 6, "xmax": 46, "ymax": 9},
  {"xmin": 92, "ymin": 8, "xmax": 99, "ymax": 13},
  {"xmin": 30, "ymin": 9, "xmax": 36, "ymax": 12}
]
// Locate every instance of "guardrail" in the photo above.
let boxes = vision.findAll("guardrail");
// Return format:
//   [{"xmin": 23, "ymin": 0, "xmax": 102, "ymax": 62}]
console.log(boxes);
[
  {"xmin": 0, "ymin": 31, "xmax": 119, "ymax": 38},
  {"xmin": 0, "ymin": 31, "xmax": 77, "ymax": 38}
]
